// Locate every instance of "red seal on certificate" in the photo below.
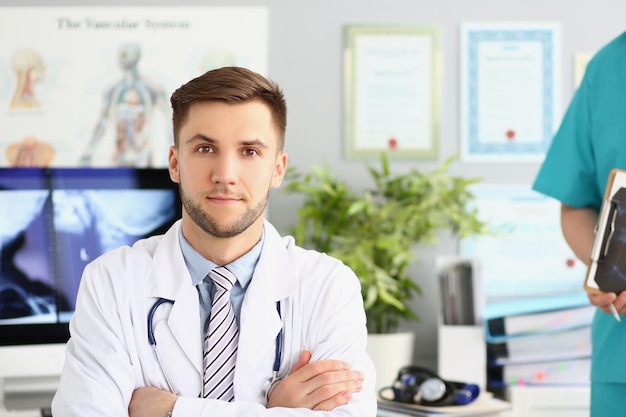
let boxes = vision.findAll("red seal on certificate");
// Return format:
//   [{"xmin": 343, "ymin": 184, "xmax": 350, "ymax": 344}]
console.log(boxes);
[
  {"xmin": 566, "ymin": 258, "xmax": 575, "ymax": 268},
  {"xmin": 388, "ymin": 137, "xmax": 398, "ymax": 149},
  {"xmin": 506, "ymin": 130, "xmax": 515, "ymax": 140}
]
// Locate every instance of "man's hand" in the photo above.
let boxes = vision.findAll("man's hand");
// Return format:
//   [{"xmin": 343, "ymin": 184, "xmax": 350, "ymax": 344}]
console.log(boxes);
[
  {"xmin": 129, "ymin": 387, "xmax": 177, "ymax": 417},
  {"xmin": 267, "ymin": 350, "xmax": 364, "ymax": 411}
]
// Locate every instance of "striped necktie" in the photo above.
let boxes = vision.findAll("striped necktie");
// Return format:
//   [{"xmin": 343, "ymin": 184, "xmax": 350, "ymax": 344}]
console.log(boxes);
[{"xmin": 203, "ymin": 266, "xmax": 239, "ymax": 401}]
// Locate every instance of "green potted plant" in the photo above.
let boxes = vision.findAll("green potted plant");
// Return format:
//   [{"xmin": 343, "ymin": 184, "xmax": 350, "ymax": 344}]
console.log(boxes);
[{"xmin": 283, "ymin": 153, "xmax": 487, "ymax": 334}]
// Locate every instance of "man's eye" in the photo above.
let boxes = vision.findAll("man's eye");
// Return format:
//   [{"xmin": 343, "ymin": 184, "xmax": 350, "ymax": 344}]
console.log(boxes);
[
  {"xmin": 198, "ymin": 146, "xmax": 213, "ymax": 154},
  {"xmin": 243, "ymin": 149, "xmax": 258, "ymax": 157}
]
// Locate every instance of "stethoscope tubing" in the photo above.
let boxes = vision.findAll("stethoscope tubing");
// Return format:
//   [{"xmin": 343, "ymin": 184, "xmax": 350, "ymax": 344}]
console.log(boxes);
[
  {"xmin": 148, "ymin": 298, "xmax": 174, "ymax": 345},
  {"xmin": 147, "ymin": 298, "xmax": 176, "ymax": 393},
  {"xmin": 148, "ymin": 297, "xmax": 282, "ymax": 397}
]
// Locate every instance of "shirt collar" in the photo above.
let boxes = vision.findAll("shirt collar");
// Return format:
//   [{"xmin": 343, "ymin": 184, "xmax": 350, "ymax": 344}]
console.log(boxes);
[{"xmin": 179, "ymin": 227, "xmax": 264, "ymax": 288}]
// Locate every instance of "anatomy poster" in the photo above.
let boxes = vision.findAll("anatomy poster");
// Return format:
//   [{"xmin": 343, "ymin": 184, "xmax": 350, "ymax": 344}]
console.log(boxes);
[{"xmin": 0, "ymin": 7, "xmax": 268, "ymax": 168}]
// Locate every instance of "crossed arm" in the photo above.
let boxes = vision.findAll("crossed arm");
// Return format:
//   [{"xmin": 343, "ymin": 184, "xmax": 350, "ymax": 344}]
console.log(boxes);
[{"xmin": 129, "ymin": 350, "xmax": 364, "ymax": 417}]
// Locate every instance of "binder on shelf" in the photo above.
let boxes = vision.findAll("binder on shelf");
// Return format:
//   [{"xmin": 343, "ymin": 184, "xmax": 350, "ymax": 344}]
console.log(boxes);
[
  {"xmin": 489, "ymin": 356, "xmax": 591, "ymax": 388},
  {"xmin": 487, "ymin": 325, "xmax": 591, "ymax": 366},
  {"xmin": 586, "ymin": 168, "xmax": 626, "ymax": 294},
  {"xmin": 483, "ymin": 292, "xmax": 590, "ymax": 343},
  {"xmin": 485, "ymin": 303, "xmax": 594, "ymax": 344}
]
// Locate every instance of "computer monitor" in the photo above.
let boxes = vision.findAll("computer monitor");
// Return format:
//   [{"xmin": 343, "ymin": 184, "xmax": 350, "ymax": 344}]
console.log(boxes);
[{"xmin": 0, "ymin": 167, "xmax": 181, "ymax": 410}]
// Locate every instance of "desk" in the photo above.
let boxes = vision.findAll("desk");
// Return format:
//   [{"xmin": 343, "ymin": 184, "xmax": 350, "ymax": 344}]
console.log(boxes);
[
  {"xmin": 378, "ymin": 408, "xmax": 511, "ymax": 417},
  {"xmin": 377, "ymin": 395, "xmax": 511, "ymax": 416}
]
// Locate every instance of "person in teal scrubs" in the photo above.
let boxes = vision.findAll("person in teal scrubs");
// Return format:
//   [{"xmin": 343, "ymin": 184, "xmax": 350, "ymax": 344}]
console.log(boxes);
[{"xmin": 533, "ymin": 32, "xmax": 626, "ymax": 416}]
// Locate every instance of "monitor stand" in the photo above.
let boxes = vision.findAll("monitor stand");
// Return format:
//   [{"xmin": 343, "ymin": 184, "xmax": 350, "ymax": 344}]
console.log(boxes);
[
  {"xmin": 1, "ymin": 375, "xmax": 59, "ymax": 413},
  {"xmin": 0, "ymin": 344, "xmax": 64, "ymax": 417}
]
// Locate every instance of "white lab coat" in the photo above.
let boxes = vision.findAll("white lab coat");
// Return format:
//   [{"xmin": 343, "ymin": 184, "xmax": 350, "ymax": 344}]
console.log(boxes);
[{"xmin": 51, "ymin": 220, "xmax": 377, "ymax": 416}]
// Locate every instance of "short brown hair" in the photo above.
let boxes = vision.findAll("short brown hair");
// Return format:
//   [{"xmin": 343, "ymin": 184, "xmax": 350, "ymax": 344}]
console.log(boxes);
[{"xmin": 170, "ymin": 66, "xmax": 287, "ymax": 149}]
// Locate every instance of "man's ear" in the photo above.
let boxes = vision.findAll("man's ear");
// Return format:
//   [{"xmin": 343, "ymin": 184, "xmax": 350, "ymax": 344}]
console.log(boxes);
[
  {"xmin": 168, "ymin": 146, "xmax": 180, "ymax": 184},
  {"xmin": 271, "ymin": 151, "xmax": 288, "ymax": 188}
]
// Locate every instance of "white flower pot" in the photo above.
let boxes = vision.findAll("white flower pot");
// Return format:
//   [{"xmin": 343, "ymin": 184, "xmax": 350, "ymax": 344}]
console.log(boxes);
[{"xmin": 366, "ymin": 331, "xmax": 415, "ymax": 395}]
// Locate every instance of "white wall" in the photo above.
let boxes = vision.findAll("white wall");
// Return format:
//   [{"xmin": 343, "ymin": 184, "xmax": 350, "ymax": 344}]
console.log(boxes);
[{"xmin": 1, "ymin": 0, "xmax": 624, "ymax": 371}]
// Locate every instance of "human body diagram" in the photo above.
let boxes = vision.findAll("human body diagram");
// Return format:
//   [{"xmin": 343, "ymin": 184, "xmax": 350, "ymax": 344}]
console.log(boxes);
[{"xmin": 80, "ymin": 43, "xmax": 168, "ymax": 167}]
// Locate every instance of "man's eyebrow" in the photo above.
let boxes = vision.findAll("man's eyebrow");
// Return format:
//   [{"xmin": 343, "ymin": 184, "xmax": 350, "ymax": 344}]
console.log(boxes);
[
  {"xmin": 241, "ymin": 138, "xmax": 270, "ymax": 149},
  {"xmin": 185, "ymin": 133, "xmax": 215, "ymax": 144},
  {"xmin": 184, "ymin": 135, "xmax": 270, "ymax": 149}
]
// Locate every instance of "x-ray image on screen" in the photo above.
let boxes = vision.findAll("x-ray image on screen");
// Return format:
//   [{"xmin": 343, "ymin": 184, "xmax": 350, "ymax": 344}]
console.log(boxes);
[
  {"xmin": 0, "ymin": 190, "xmax": 63, "ymax": 323},
  {"xmin": 53, "ymin": 189, "xmax": 176, "ymax": 318},
  {"xmin": 0, "ymin": 168, "xmax": 181, "ymax": 344}
]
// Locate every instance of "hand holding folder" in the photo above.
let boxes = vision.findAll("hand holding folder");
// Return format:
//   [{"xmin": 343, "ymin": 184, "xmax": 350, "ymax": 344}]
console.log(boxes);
[{"xmin": 585, "ymin": 169, "xmax": 626, "ymax": 313}]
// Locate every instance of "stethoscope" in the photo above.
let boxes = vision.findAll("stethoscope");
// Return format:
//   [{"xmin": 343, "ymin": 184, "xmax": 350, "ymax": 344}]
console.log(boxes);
[{"xmin": 148, "ymin": 297, "xmax": 283, "ymax": 397}]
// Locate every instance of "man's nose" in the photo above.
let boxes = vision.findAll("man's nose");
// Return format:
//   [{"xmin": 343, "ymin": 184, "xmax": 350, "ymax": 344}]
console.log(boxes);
[{"xmin": 210, "ymin": 155, "xmax": 238, "ymax": 184}]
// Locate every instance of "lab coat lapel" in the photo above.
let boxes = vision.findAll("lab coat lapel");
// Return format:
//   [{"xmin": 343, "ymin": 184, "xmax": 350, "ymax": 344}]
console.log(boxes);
[
  {"xmin": 146, "ymin": 222, "xmax": 203, "ymax": 393},
  {"xmin": 235, "ymin": 221, "xmax": 297, "ymax": 401},
  {"xmin": 149, "ymin": 293, "xmax": 202, "ymax": 395},
  {"xmin": 236, "ymin": 286, "xmax": 281, "ymax": 401},
  {"xmin": 167, "ymin": 281, "xmax": 203, "ymax": 374}
]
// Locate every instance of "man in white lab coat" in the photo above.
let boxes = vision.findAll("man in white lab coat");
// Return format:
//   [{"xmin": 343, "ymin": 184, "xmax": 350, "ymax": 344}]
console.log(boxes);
[{"xmin": 51, "ymin": 66, "xmax": 377, "ymax": 417}]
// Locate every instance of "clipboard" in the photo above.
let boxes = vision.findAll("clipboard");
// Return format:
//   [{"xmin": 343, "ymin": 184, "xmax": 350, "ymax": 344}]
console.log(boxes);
[{"xmin": 585, "ymin": 168, "xmax": 626, "ymax": 294}]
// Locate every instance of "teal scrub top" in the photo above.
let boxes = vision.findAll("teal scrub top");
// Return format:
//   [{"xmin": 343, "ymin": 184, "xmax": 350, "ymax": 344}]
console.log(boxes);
[{"xmin": 533, "ymin": 31, "xmax": 626, "ymax": 384}]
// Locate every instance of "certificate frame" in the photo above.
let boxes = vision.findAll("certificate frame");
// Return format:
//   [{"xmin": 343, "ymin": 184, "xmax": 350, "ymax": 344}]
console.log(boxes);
[
  {"xmin": 460, "ymin": 22, "xmax": 561, "ymax": 163},
  {"xmin": 459, "ymin": 184, "xmax": 586, "ymax": 298},
  {"xmin": 343, "ymin": 24, "xmax": 441, "ymax": 160}
]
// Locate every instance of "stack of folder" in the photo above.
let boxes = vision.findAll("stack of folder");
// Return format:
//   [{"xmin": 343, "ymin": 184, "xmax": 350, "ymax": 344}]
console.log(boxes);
[{"xmin": 483, "ymin": 292, "xmax": 594, "ymax": 390}]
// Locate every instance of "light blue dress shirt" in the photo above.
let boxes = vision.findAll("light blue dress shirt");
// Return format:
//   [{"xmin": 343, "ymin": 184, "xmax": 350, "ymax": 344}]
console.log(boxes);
[{"xmin": 178, "ymin": 227, "xmax": 264, "ymax": 332}]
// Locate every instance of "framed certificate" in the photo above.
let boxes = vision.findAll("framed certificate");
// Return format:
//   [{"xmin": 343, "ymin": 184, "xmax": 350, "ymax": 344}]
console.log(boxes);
[
  {"xmin": 459, "ymin": 184, "xmax": 586, "ymax": 298},
  {"xmin": 460, "ymin": 22, "xmax": 561, "ymax": 162},
  {"xmin": 343, "ymin": 24, "xmax": 441, "ymax": 160}
]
